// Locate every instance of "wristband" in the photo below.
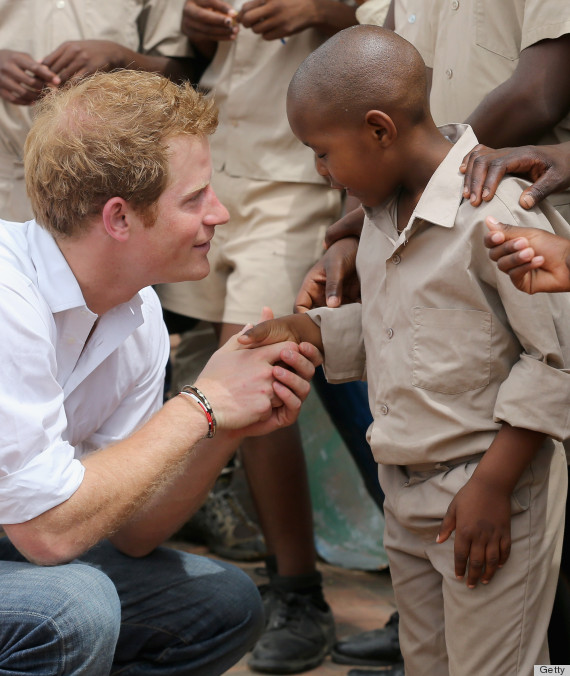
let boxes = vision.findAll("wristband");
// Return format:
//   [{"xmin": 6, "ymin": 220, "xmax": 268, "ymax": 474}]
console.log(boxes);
[{"xmin": 179, "ymin": 385, "xmax": 217, "ymax": 438}]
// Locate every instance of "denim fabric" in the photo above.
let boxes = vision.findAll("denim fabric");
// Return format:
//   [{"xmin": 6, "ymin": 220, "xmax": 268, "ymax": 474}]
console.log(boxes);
[{"xmin": 0, "ymin": 539, "xmax": 264, "ymax": 675}]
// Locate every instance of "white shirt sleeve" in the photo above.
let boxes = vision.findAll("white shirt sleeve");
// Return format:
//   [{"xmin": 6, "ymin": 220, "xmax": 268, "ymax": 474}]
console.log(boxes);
[{"xmin": 0, "ymin": 276, "xmax": 85, "ymax": 524}]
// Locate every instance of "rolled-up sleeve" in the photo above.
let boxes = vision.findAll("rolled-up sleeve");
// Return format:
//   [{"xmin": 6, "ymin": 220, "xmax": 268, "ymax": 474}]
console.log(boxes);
[
  {"xmin": 495, "ymin": 354, "xmax": 570, "ymax": 441},
  {"xmin": 307, "ymin": 303, "xmax": 366, "ymax": 383},
  {"xmin": 477, "ymin": 186, "xmax": 570, "ymax": 441}
]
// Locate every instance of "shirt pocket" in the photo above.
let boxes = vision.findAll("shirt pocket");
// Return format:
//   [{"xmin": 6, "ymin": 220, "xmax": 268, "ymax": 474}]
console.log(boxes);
[
  {"xmin": 412, "ymin": 307, "xmax": 491, "ymax": 394},
  {"xmin": 474, "ymin": 0, "xmax": 523, "ymax": 61}
]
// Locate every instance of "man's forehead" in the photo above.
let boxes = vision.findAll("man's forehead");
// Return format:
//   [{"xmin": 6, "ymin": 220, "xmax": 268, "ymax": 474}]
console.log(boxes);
[{"xmin": 163, "ymin": 134, "xmax": 212, "ymax": 192}]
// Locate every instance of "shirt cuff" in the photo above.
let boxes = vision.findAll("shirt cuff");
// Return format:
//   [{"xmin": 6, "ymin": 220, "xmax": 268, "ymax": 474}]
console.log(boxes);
[
  {"xmin": 0, "ymin": 442, "xmax": 85, "ymax": 524},
  {"xmin": 494, "ymin": 354, "xmax": 570, "ymax": 441},
  {"xmin": 307, "ymin": 304, "xmax": 366, "ymax": 383}
]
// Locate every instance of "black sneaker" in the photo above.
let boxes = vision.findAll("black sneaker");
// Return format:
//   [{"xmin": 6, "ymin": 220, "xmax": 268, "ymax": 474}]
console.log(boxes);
[{"xmin": 248, "ymin": 589, "xmax": 336, "ymax": 674}]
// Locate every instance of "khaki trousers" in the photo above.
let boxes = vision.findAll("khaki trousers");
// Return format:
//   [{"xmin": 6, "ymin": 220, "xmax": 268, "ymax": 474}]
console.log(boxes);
[{"xmin": 379, "ymin": 443, "xmax": 567, "ymax": 676}]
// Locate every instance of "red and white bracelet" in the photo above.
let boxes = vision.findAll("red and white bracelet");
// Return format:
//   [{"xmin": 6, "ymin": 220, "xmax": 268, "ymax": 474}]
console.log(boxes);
[{"xmin": 179, "ymin": 385, "xmax": 217, "ymax": 439}]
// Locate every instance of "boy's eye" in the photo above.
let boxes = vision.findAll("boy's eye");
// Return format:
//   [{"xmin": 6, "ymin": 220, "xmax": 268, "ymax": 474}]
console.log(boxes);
[{"xmin": 316, "ymin": 153, "xmax": 327, "ymax": 160}]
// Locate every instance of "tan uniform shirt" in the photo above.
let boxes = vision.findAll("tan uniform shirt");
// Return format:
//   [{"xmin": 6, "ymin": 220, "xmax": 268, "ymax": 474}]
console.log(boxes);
[
  {"xmin": 200, "ymin": 4, "xmax": 332, "ymax": 184},
  {"xmin": 0, "ymin": 0, "xmax": 190, "ymax": 159},
  {"xmin": 309, "ymin": 124, "xmax": 570, "ymax": 466},
  {"xmin": 413, "ymin": 0, "xmax": 570, "ymax": 144},
  {"xmin": 0, "ymin": 0, "xmax": 189, "ymax": 221},
  {"xmin": 356, "ymin": 0, "xmax": 423, "ymax": 44}
]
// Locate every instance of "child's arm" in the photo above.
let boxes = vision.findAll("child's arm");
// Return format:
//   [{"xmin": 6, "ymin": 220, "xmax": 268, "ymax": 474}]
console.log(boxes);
[
  {"xmin": 238, "ymin": 313, "xmax": 324, "ymax": 354},
  {"xmin": 484, "ymin": 216, "xmax": 570, "ymax": 293},
  {"xmin": 437, "ymin": 423, "xmax": 545, "ymax": 589}
]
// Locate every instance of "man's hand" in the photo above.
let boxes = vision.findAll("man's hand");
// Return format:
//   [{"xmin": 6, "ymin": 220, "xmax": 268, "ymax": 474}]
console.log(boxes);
[
  {"xmin": 461, "ymin": 142, "xmax": 570, "ymax": 208},
  {"xmin": 437, "ymin": 475, "xmax": 512, "ymax": 588},
  {"xmin": 195, "ymin": 326, "xmax": 321, "ymax": 436},
  {"xmin": 0, "ymin": 49, "xmax": 59, "ymax": 105},
  {"xmin": 295, "ymin": 236, "xmax": 360, "ymax": 312},
  {"xmin": 182, "ymin": 0, "xmax": 239, "ymax": 43},
  {"xmin": 239, "ymin": 0, "xmax": 319, "ymax": 40},
  {"xmin": 485, "ymin": 216, "xmax": 570, "ymax": 294},
  {"xmin": 41, "ymin": 40, "xmax": 129, "ymax": 84}
]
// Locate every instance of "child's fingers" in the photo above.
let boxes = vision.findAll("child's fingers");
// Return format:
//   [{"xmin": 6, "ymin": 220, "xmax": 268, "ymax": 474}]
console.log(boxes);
[
  {"xmin": 238, "ymin": 320, "xmax": 274, "ymax": 346},
  {"xmin": 465, "ymin": 541, "xmax": 486, "ymax": 588},
  {"xmin": 479, "ymin": 540, "xmax": 501, "ymax": 585},
  {"xmin": 436, "ymin": 504, "xmax": 456, "ymax": 545},
  {"xmin": 453, "ymin": 537, "xmax": 469, "ymax": 582},
  {"xmin": 498, "ymin": 534, "xmax": 512, "ymax": 569}
]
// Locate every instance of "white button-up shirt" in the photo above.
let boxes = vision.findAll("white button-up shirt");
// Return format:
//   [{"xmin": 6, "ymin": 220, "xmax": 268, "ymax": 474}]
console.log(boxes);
[{"xmin": 0, "ymin": 220, "xmax": 169, "ymax": 523}]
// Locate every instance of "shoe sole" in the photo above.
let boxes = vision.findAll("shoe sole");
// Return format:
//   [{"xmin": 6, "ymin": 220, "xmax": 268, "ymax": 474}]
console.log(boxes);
[
  {"xmin": 248, "ymin": 646, "xmax": 330, "ymax": 674},
  {"xmin": 331, "ymin": 649, "xmax": 403, "ymax": 667}
]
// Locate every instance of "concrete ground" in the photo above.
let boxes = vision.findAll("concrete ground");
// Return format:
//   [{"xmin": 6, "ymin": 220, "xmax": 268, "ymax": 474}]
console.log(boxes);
[{"xmin": 170, "ymin": 539, "xmax": 397, "ymax": 676}]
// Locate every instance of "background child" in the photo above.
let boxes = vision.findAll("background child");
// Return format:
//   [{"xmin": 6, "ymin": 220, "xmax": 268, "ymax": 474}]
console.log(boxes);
[{"xmin": 240, "ymin": 25, "xmax": 570, "ymax": 675}]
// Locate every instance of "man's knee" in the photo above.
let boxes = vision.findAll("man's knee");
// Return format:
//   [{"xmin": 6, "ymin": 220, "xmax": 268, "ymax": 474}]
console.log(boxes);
[{"xmin": 0, "ymin": 562, "xmax": 120, "ymax": 673}]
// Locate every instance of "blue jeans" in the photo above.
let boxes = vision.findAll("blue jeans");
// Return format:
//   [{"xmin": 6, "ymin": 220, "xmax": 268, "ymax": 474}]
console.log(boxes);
[{"xmin": 0, "ymin": 538, "xmax": 264, "ymax": 675}]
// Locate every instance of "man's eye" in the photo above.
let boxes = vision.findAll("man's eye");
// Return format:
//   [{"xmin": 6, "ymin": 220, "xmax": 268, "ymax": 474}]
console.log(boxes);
[{"xmin": 316, "ymin": 153, "xmax": 327, "ymax": 159}]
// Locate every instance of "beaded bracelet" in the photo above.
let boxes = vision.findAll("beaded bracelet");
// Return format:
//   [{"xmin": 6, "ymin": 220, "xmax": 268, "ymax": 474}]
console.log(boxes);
[{"xmin": 179, "ymin": 385, "xmax": 217, "ymax": 439}]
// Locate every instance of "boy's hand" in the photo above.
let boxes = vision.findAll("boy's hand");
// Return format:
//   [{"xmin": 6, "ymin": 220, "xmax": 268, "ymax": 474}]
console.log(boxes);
[
  {"xmin": 239, "ymin": 0, "xmax": 318, "ymax": 41},
  {"xmin": 182, "ymin": 0, "xmax": 239, "ymax": 43},
  {"xmin": 485, "ymin": 216, "xmax": 570, "ymax": 293},
  {"xmin": 41, "ymin": 40, "xmax": 126, "ymax": 84},
  {"xmin": 238, "ymin": 312, "xmax": 323, "ymax": 353},
  {"xmin": 437, "ymin": 475, "xmax": 512, "ymax": 588},
  {"xmin": 0, "ymin": 49, "xmax": 60, "ymax": 105},
  {"xmin": 295, "ymin": 236, "xmax": 361, "ymax": 312}
]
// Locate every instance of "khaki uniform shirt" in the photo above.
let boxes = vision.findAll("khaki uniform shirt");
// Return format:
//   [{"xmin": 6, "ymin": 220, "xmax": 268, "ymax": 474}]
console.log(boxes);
[
  {"xmin": 309, "ymin": 124, "xmax": 570, "ymax": 466},
  {"xmin": 0, "ymin": 0, "xmax": 190, "ymax": 159},
  {"xmin": 413, "ymin": 0, "xmax": 570, "ymax": 145},
  {"xmin": 356, "ymin": 0, "xmax": 423, "ymax": 44},
  {"xmin": 200, "ymin": 4, "xmax": 336, "ymax": 184}
]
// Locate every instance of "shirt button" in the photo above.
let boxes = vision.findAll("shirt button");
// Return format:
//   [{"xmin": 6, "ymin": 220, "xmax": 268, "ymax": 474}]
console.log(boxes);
[
  {"xmin": 379, "ymin": 403, "xmax": 389, "ymax": 415},
  {"xmin": 451, "ymin": 0, "xmax": 459, "ymax": 9},
  {"xmin": 391, "ymin": 254, "xmax": 401, "ymax": 265},
  {"xmin": 408, "ymin": 13, "xmax": 416, "ymax": 23},
  {"xmin": 445, "ymin": 68, "xmax": 453, "ymax": 79},
  {"xmin": 387, "ymin": 328, "xmax": 394, "ymax": 339},
  {"xmin": 56, "ymin": 0, "xmax": 65, "ymax": 7}
]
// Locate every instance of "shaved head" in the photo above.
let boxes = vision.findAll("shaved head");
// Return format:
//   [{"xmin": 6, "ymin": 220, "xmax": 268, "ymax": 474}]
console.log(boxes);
[{"xmin": 288, "ymin": 25, "xmax": 429, "ymax": 128}]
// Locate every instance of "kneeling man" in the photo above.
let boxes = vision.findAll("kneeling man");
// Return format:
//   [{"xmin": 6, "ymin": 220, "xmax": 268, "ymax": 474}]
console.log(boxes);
[{"xmin": 0, "ymin": 70, "xmax": 320, "ymax": 675}]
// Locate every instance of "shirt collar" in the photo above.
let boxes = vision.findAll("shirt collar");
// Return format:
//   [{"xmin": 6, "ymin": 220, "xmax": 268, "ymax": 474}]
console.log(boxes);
[
  {"xmin": 28, "ymin": 219, "xmax": 144, "ymax": 323},
  {"xmin": 28, "ymin": 220, "xmax": 89, "ymax": 314},
  {"xmin": 412, "ymin": 123, "xmax": 479, "ymax": 229}
]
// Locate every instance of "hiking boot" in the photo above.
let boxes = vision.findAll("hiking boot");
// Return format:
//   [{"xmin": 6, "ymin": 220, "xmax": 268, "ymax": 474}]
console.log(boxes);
[
  {"xmin": 177, "ymin": 486, "xmax": 266, "ymax": 561},
  {"xmin": 248, "ymin": 589, "xmax": 336, "ymax": 674}
]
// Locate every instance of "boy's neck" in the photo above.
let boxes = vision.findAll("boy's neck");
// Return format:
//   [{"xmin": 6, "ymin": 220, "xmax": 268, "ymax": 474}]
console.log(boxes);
[{"xmin": 396, "ymin": 122, "xmax": 454, "ymax": 231}]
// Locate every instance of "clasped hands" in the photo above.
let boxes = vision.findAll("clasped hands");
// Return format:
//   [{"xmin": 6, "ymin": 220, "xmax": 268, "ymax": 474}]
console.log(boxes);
[{"xmin": 182, "ymin": 0, "xmax": 318, "ymax": 44}]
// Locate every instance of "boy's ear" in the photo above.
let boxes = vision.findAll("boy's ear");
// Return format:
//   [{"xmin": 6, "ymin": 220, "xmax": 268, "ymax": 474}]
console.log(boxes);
[
  {"xmin": 365, "ymin": 110, "xmax": 397, "ymax": 147},
  {"xmin": 101, "ymin": 197, "xmax": 132, "ymax": 242}
]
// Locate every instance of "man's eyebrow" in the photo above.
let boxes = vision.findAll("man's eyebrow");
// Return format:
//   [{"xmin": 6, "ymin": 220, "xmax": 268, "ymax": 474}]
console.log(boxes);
[{"xmin": 183, "ymin": 181, "xmax": 209, "ymax": 198}]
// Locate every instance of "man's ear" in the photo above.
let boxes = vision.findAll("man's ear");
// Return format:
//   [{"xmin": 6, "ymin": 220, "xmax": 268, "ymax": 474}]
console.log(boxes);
[
  {"xmin": 365, "ymin": 110, "xmax": 397, "ymax": 147},
  {"xmin": 102, "ymin": 197, "xmax": 132, "ymax": 242}
]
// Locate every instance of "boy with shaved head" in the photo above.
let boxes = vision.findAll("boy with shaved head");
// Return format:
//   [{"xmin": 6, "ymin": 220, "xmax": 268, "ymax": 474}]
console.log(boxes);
[{"xmin": 241, "ymin": 25, "xmax": 570, "ymax": 675}]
